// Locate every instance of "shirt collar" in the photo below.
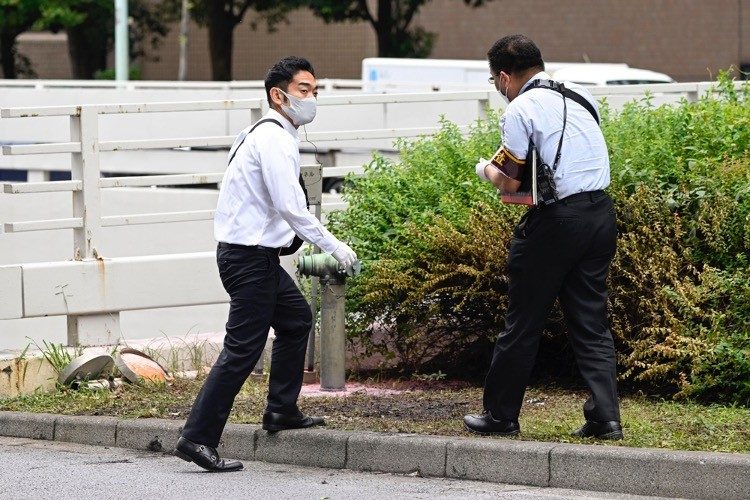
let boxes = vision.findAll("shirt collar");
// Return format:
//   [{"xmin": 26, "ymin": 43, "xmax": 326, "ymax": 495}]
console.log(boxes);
[
  {"xmin": 266, "ymin": 108, "xmax": 299, "ymax": 139},
  {"xmin": 520, "ymin": 71, "xmax": 552, "ymax": 93}
]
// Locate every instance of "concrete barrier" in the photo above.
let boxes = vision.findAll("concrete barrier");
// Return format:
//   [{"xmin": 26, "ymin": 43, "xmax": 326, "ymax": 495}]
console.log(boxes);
[
  {"xmin": 0, "ymin": 412, "xmax": 56, "ymax": 440},
  {"xmin": 347, "ymin": 432, "xmax": 451, "ymax": 477},
  {"xmin": 116, "ymin": 418, "xmax": 184, "ymax": 453},
  {"xmin": 255, "ymin": 428, "xmax": 349, "ymax": 469},
  {"xmin": 218, "ymin": 423, "xmax": 258, "ymax": 461},
  {"xmin": 446, "ymin": 438, "xmax": 553, "ymax": 487},
  {"xmin": 0, "ymin": 357, "xmax": 57, "ymax": 398},
  {"xmin": 549, "ymin": 443, "xmax": 750, "ymax": 500},
  {"xmin": 54, "ymin": 415, "xmax": 118, "ymax": 447},
  {"xmin": 1, "ymin": 412, "xmax": 749, "ymax": 499}
]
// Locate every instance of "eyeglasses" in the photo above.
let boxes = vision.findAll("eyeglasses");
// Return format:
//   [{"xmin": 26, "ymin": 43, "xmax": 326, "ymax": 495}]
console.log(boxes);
[{"xmin": 488, "ymin": 76, "xmax": 495, "ymax": 84}]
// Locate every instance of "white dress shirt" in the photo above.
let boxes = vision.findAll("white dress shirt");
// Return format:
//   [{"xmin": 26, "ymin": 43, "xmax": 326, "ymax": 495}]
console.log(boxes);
[
  {"xmin": 214, "ymin": 109, "xmax": 340, "ymax": 253},
  {"xmin": 500, "ymin": 71, "xmax": 610, "ymax": 199}
]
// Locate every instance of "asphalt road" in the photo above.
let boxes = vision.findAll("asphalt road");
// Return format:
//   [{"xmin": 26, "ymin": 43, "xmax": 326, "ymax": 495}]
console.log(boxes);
[{"xmin": 0, "ymin": 437, "xmax": 664, "ymax": 500}]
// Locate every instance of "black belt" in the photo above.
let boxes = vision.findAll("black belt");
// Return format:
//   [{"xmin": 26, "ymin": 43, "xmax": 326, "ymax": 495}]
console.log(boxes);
[
  {"xmin": 556, "ymin": 190, "xmax": 606, "ymax": 205},
  {"xmin": 218, "ymin": 242, "xmax": 281, "ymax": 252}
]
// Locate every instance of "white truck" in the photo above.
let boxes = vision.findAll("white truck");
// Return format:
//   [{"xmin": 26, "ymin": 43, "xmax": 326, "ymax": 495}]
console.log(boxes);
[{"xmin": 362, "ymin": 58, "xmax": 674, "ymax": 92}]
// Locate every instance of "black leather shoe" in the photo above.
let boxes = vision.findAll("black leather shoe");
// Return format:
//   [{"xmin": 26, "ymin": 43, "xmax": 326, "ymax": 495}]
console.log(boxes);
[
  {"xmin": 572, "ymin": 420, "xmax": 623, "ymax": 440},
  {"xmin": 262, "ymin": 410, "xmax": 326, "ymax": 432},
  {"xmin": 174, "ymin": 436, "xmax": 243, "ymax": 472},
  {"xmin": 463, "ymin": 411, "xmax": 520, "ymax": 436}
]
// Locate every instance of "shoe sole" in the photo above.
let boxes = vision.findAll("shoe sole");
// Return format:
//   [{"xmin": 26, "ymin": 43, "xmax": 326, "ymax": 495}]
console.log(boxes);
[
  {"xmin": 463, "ymin": 422, "xmax": 520, "ymax": 437},
  {"xmin": 174, "ymin": 449, "xmax": 244, "ymax": 472},
  {"xmin": 572, "ymin": 431, "xmax": 624, "ymax": 440},
  {"xmin": 262, "ymin": 421, "xmax": 326, "ymax": 432},
  {"xmin": 597, "ymin": 430, "xmax": 624, "ymax": 440}
]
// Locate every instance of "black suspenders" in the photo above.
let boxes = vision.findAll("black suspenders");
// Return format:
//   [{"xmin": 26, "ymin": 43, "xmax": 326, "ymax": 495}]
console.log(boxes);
[
  {"xmin": 227, "ymin": 117, "xmax": 308, "ymax": 255},
  {"xmin": 522, "ymin": 79, "xmax": 600, "ymax": 124},
  {"xmin": 227, "ymin": 118, "xmax": 284, "ymax": 165}
]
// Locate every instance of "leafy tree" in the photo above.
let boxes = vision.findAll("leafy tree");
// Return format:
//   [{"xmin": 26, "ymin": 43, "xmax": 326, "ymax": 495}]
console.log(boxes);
[
  {"xmin": 0, "ymin": 0, "xmax": 42, "ymax": 78},
  {"xmin": 303, "ymin": 0, "xmax": 495, "ymax": 57},
  {"xmin": 40, "ymin": 0, "xmax": 172, "ymax": 79},
  {"xmin": 166, "ymin": 0, "xmax": 296, "ymax": 81}
]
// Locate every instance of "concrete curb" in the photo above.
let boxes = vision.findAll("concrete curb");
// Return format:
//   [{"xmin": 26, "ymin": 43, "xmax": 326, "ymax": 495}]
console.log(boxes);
[
  {"xmin": 446, "ymin": 437, "xmax": 552, "ymax": 486},
  {"xmin": 1, "ymin": 411, "xmax": 748, "ymax": 499}
]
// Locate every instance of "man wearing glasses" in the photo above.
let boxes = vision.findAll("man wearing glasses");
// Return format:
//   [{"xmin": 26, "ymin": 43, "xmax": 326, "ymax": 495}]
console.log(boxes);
[{"xmin": 466, "ymin": 35, "xmax": 622, "ymax": 441}]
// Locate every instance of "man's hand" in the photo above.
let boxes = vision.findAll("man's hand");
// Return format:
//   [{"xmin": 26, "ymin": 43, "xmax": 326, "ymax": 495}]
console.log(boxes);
[
  {"xmin": 475, "ymin": 158, "xmax": 491, "ymax": 182},
  {"xmin": 332, "ymin": 242, "xmax": 357, "ymax": 270}
]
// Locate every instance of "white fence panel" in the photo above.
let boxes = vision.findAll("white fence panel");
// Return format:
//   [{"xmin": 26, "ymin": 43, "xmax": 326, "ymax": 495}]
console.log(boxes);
[
  {"xmin": 0, "ymin": 188, "xmax": 218, "ymax": 265},
  {"xmin": 2, "ymin": 80, "xmax": 743, "ymax": 352},
  {"xmin": 20, "ymin": 253, "xmax": 226, "ymax": 318},
  {"xmin": 0, "ymin": 307, "xmax": 230, "ymax": 353},
  {"xmin": 0, "ymin": 266, "xmax": 22, "ymax": 319}
]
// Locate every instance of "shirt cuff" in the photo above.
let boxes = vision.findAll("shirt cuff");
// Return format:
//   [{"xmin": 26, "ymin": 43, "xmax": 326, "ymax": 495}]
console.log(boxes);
[{"xmin": 317, "ymin": 234, "xmax": 341, "ymax": 254}]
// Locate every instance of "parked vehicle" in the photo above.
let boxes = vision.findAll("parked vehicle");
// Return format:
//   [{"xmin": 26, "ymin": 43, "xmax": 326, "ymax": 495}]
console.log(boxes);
[
  {"xmin": 362, "ymin": 58, "xmax": 674, "ymax": 92},
  {"xmin": 548, "ymin": 63, "xmax": 675, "ymax": 86}
]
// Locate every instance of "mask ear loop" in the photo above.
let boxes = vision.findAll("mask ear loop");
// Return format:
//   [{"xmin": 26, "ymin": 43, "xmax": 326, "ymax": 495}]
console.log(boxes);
[
  {"xmin": 500, "ymin": 73, "xmax": 509, "ymax": 98},
  {"xmin": 299, "ymin": 89, "xmax": 321, "ymax": 169},
  {"xmin": 300, "ymin": 123, "xmax": 322, "ymax": 187},
  {"xmin": 273, "ymin": 87, "xmax": 290, "ymax": 108},
  {"xmin": 301, "ymin": 124, "xmax": 320, "ymax": 163}
]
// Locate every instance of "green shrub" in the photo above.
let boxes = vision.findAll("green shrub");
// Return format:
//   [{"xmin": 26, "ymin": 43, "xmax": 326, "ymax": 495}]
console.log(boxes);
[
  {"xmin": 332, "ymin": 75, "xmax": 750, "ymax": 404},
  {"xmin": 603, "ymin": 72, "xmax": 750, "ymax": 191},
  {"xmin": 609, "ymin": 184, "xmax": 750, "ymax": 404}
]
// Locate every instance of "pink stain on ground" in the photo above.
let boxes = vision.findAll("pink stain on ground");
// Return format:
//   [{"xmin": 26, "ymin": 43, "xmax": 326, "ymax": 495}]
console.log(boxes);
[{"xmin": 299, "ymin": 383, "xmax": 407, "ymax": 398}]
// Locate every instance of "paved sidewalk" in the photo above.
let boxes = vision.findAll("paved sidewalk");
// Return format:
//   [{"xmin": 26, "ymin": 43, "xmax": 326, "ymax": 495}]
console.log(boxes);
[
  {"xmin": 0, "ymin": 437, "xmax": 663, "ymax": 500},
  {"xmin": 0, "ymin": 411, "xmax": 748, "ymax": 499}
]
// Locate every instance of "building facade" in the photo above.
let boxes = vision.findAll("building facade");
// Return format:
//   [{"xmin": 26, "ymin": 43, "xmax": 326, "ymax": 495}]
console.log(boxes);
[{"xmin": 11, "ymin": 0, "xmax": 750, "ymax": 83}]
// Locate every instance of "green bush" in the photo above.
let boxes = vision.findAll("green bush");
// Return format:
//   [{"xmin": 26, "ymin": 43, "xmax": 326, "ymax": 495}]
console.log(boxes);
[
  {"xmin": 610, "ymin": 184, "xmax": 750, "ymax": 404},
  {"xmin": 331, "ymin": 74, "xmax": 750, "ymax": 404}
]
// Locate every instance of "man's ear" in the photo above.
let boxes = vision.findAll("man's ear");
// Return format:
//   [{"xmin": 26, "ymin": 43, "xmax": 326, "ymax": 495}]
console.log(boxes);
[{"xmin": 270, "ymin": 87, "xmax": 286, "ymax": 107}]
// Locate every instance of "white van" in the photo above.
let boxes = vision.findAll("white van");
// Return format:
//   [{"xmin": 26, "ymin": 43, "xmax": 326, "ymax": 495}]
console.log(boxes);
[
  {"xmin": 361, "ymin": 58, "xmax": 675, "ymax": 92},
  {"xmin": 548, "ymin": 63, "xmax": 675, "ymax": 86}
]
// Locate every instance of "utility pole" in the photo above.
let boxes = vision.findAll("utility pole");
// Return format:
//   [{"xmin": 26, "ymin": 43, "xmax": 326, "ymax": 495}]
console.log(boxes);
[
  {"xmin": 178, "ymin": 0, "xmax": 190, "ymax": 81},
  {"xmin": 114, "ymin": 0, "xmax": 129, "ymax": 81}
]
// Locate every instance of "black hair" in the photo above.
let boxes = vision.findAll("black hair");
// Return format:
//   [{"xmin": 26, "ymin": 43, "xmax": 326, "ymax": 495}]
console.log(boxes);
[
  {"xmin": 264, "ymin": 56, "xmax": 316, "ymax": 106},
  {"xmin": 487, "ymin": 35, "xmax": 544, "ymax": 76}
]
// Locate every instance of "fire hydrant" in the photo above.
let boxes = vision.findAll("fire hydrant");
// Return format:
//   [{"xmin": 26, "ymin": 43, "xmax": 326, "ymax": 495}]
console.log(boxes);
[{"xmin": 298, "ymin": 254, "xmax": 361, "ymax": 391}]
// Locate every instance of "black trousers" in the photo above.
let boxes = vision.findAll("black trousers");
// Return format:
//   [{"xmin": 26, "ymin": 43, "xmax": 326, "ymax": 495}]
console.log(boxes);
[
  {"xmin": 182, "ymin": 243, "xmax": 313, "ymax": 447},
  {"xmin": 483, "ymin": 190, "xmax": 620, "ymax": 423}
]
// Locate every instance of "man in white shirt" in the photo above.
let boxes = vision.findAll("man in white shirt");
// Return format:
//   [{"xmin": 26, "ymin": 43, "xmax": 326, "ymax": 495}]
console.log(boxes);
[
  {"xmin": 176, "ymin": 57, "xmax": 358, "ymax": 472},
  {"xmin": 465, "ymin": 35, "xmax": 622, "ymax": 440}
]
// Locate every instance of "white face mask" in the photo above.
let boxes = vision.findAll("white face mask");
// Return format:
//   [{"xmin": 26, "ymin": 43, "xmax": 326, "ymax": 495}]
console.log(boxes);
[
  {"xmin": 275, "ymin": 88, "xmax": 317, "ymax": 126},
  {"xmin": 498, "ymin": 75, "xmax": 510, "ymax": 105}
]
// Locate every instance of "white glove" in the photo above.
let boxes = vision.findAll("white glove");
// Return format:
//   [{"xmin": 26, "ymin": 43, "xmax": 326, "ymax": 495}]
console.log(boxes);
[
  {"xmin": 332, "ymin": 242, "xmax": 357, "ymax": 270},
  {"xmin": 475, "ymin": 158, "xmax": 491, "ymax": 182}
]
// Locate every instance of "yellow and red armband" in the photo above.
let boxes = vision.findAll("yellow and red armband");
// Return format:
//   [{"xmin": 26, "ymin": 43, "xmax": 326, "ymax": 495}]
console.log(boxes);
[{"xmin": 490, "ymin": 146, "xmax": 526, "ymax": 181}]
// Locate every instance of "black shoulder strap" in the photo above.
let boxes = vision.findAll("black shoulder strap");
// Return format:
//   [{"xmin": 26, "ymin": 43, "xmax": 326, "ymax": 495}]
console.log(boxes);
[
  {"xmin": 227, "ymin": 118, "xmax": 283, "ymax": 165},
  {"xmin": 227, "ymin": 117, "xmax": 308, "ymax": 205},
  {"xmin": 250, "ymin": 118, "xmax": 283, "ymax": 134},
  {"xmin": 226, "ymin": 117, "xmax": 309, "ymax": 256},
  {"xmin": 524, "ymin": 79, "xmax": 600, "ymax": 124}
]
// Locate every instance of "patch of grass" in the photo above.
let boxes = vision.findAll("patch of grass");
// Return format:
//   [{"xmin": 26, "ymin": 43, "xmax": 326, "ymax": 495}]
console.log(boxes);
[
  {"xmin": 1, "ymin": 380, "xmax": 748, "ymax": 453},
  {"xmin": 27, "ymin": 339, "xmax": 84, "ymax": 374}
]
